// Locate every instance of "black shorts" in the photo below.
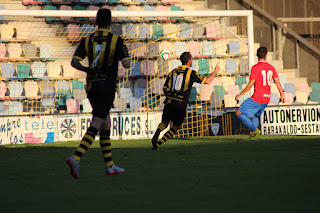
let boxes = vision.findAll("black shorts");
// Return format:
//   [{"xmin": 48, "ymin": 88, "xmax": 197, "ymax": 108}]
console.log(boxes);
[
  {"xmin": 87, "ymin": 79, "xmax": 115, "ymax": 119},
  {"xmin": 162, "ymin": 103, "xmax": 187, "ymax": 126}
]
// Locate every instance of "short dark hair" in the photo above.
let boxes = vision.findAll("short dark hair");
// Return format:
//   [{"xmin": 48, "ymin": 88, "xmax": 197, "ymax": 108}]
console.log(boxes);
[
  {"xmin": 257, "ymin": 47, "xmax": 267, "ymax": 59},
  {"xmin": 180, "ymin": 52, "xmax": 192, "ymax": 65},
  {"xmin": 96, "ymin": 9, "xmax": 112, "ymax": 27}
]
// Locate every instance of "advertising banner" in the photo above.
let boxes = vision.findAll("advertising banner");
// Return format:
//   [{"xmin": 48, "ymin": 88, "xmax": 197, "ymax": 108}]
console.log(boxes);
[{"xmin": 261, "ymin": 105, "xmax": 320, "ymax": 135}]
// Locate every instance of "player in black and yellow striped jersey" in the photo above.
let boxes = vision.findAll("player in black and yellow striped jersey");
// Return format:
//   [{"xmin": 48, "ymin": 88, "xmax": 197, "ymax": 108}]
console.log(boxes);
[
  {"xmin": 152, "ymin": 52, "xmax": 220, "ymax": 150},
  {"xmin": 66, "ymin": 9, "xmax": 131, "ymax": 179}
]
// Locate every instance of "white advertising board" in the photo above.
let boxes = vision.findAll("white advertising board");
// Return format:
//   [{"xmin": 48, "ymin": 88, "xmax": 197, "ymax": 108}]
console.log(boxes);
[{"xmin": 261, "ymin": 105, "xmax": 320, "ymax": 135}]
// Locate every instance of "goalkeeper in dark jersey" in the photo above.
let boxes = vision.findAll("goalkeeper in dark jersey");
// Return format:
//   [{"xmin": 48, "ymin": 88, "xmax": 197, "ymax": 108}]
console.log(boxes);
[{"xmin": 152, "ymin": 52, "xmax": 220, "ymax": 150}]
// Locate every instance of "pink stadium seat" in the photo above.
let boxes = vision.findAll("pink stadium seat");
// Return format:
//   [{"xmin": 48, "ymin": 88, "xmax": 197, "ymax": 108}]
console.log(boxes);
[
  {"xmin": 0, "ymin": 82, "xmax": 7, "ymax": 99},
  {"xmin": 67, "ymin": 99, "xmax": 80, "ymax": 113},
  {"xmin": 228, "ymin": 85, "xmax": 240, "ymax": 95},
  {"xmin": 68, "ymin": 24, "xmax": 81, "ymax": 41},
  {"xmin": 283, "ymin": 92, "xmax": 293, "ymax": 104},
  {"xmin": 189, "ymin": 41, "xmax": 201, "ymax": 56},
  {"xmin": 205, "ymin": 23, "xmax": 217, "ymax": 38},
  {"xmin": 297, "ymin": 82, "xmax": 310, "ymax": 93},
  {"xmin": 60, "ymin": 5, "xmax": 73, "ymax": 21},
  {"xmin": 0, "ymin": 43, "xmax": 6, "ymax": 58},
  {"xmin": 199, "ymin": 84, "xmax": 212, "ymax": 101},
  {"xmin": 155, "ymin": 6, "xmax": 169, "ymax": 20},
  {"xmin": 88, "ymin": 6, "xmax": 100, "ymax": 21}
]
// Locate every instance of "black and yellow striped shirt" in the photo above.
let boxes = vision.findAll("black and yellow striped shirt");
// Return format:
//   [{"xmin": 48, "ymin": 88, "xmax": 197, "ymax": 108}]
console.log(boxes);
[
  {"xmin": 163, "ymin": 65, "xmax": 206, "ymax": 105},
  {"xmin": 73, "ymin": 29, "xmax": 130, "ymax": 82}
]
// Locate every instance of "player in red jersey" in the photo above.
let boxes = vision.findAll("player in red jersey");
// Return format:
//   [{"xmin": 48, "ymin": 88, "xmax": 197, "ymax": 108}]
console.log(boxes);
[{"xmin": 235, "ymin": 47, "xmax": 284, "ymax": 140}]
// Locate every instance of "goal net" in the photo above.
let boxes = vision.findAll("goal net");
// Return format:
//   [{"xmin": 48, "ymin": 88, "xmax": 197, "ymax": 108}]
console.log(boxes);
[{"xmin": 0, "ymin": 9, "xmax": 254, "ymax": 144}]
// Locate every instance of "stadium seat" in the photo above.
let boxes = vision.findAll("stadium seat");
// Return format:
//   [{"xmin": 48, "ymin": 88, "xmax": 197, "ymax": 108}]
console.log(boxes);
[
  {"xmin": 180, "ymin": 24, "xmax": 191, "ymax": 38},
  {"xmin": 80, "ymin": 24, "xmax": 95, "ymax": 38},
  {"xmin": 159, "ymin": 41, "xmax": 175, "ymax": 56},
  {"xmin": 24, "ymin": 81, "xmax": 39, "ymax": 98},
  {"xmin": 147, "ymin": 42, "xmax": 159, "ymax": 57},
  {"xmin": 221, "ymin": 76, "xmax": 236, "ymax": 92},
  {"xmin": 297, "ymin": 82, "xmax": 310, "ymax": 93},
  {"xmin": 82, "ymin": 98, "xmax": 92, "ymax": 113},
  {"xmin": 47, "ymin": 62, "xmax": 61, "ymax": 77},
  {"xmin": 211, "ymin": 76, "xmax": 222, "ymax": 86},
  {"xmin": 295, "ymin": 91, "xmax": 308, "ymax": 104},
  {"xmin": 224, "ymin": 94, "xmax": 236, "ymax": 107},
  {"xmin": 152, "ymin": 24, "xmax": 164, "ymax": 39},
  {"xmin": 144, "ymin": 5, "xmax": 155, "ymax": 21},
  {"xmin": 148, "ymin": 78, "xmax": 165, "ymax": 94},
  {"xmin": 40, "ymin": 44, "xmax": 52, "ymax": 58},
  {"xmin": 0, "ymin": 6, "xmax": 5, "ymax": 22},
  {"xmin": 210, "ymin": 94, "xmax": 222, "ymax": 108},
  {"xmin": 269, "ymin": 93, "xmax": 280, "ymax": 105},
  {"xmin": 170, "ymin": 6, "xmax": 182, "ymax": 20},
  {"xmin": 235, "ymin": 76, "xmax": 247, "ymax": 90},
  {"xmin": 22, "ymin": 43, "xmax": 37, "ymax": 58},
  {"xmin": 44, "ymin": 5, "xmax": 58, "ymax": 23},
  {"xmin": 228, "ymin": 85, "xmax": 240, "ymax": 95},
  {"xmin": 213, "ymin": 85, "xmax": 226, "ymax": 100},
  {"xmin": 141, "ymin": 60, "xmax": 155, "ymax": 75},
  {"xmin": 174, "ymin": 41, "xmax": 188, "ymax": 56},
  {"xmin": 60, "ymin": 5, "xmax": 73, "ymax": 22},
  {"xmin": 57, "ymin": 81, "xmax": 70, "ymax": 91},
  {"xmin": 189, "ymin": 41, "xmax": 201, "ymax": 56},
  {"xmin": 113, "ymin": 97, "xmax": 126, "ymax": 111},
  {"xmin": 283, "ymin": 92, "xmax": 293, "ymax": 104},
  {"xmin": 0, "ymin": 82, "xmax": 7, "ymax": 99},
  {"xmin": 118, "ymin": 62, "xmax": 127, "ymax": 77},
  {"xmin": 120, "ymin": 88, "xmax": 133, "ymax": 104},
  {"xmin": 125, "ymin": 24, "xmax": 137, "ymax": 38},
  {"xmin": 67, "ymin": 98, "xmax": 80, "ymax": 113},
  {"xmin": 199, "ymin": 84, "xmax": 212, "ymax": 101},
  {"xmin": 72, "ymin": 89, "xmax": 86, "ymax": 101},
  {"xmin": 157, "ymin": 59, "xmax": 169, "ymax": 75},
  {"xmin": 202, "ymin": 40, "xmax": 214, "ymax": 55},
  {"xmin": 17, "ymin": 63, "xmax": 31, "ymax": 78},
  {"xmin": 155, "ymin": 6, "xmax": 169, "ymax": 20},
  {"xmin": 239, "ymin": 58, "xmax": 249, "ymax": 73},
  {"xmin": 163, "ymin": 24, "xmax": 180, "ymax": 38},
  {"xmin": 238, "ymin": 93, "xmax": 250, "ymax": 105},
  {"xmin": 139, "ymin": 24, "xmax": 151, "ymax": 39},
  {"xmin": 0, "ymin": 24, "xmax": 14, "ymax": 40},
  {"xmin": 74, "ymin": 5, "xmax": 86, "ymax": 21},
  {"xmin": 1, "ymin": 63, "xmax": 15, "ymax": 78},
  {"xmin": 189, "ymin": 87, "xmax": 197, "ymax": 103},
  {"xmin": 0, "ymin": 102, "xmax": 5, "ymax": 115},
  {"xmin": 111, "ymin": 24, "xmax": 123, "ymax": 36},
  {"xmin": 205, "ymin": 23, "xmax": 217, "ymax": 38},
  {"xmin": 7, "ymin": 43, "xmax": 22, "ymax": 58},
  {"xmin": 169, "ymin": 60, "xmax": 180, "ymax": 71},
  {"xmin": 198, "ymin": 59, "xmax": 209, "ymax": 75},
  {"xmin": 72, "ymin": 80, "xmax": 85, "ymax": 91},
  {"xmin": 42, "ymin": 90, "xmax": 56, "ymax": 107},
  {"xmin": 0, "ymin": 43, "xmax": 6, "ymax": 58},
  {"xmin": 310, "ymin": 91, "xmax": 320, "ymax": 103},
  {"xmin": 8, "ymin": 101, "xmax": 23, "ymax": 115},
  {"xmin": 57, "ymin": 89, "xmax": 71, "ymax": 107},
  {"xmin": 192, "ymin": 23, "xmax": 205, "ymax": 38},
  {"xmin": 311, "ymin": 82, "xmax": 320, "ymax": 92},
  {"xmin": 277, "ymin": 75, "xmax": 287, "ymax": 89},
  {"xmin": 134, "ymin": 88, "xmax": 146, "ymax": 99},
  {"xmin": 132, "ymin": 42, "xmax": 145, "ymax": 56},
  {"xmin": 284, "ymin": 83, "xmax": 296, "ymax": 97},
  {"xmin": 229, "ymin": 40, "xmax": 240, "ymax": 55},
  {"xmin": 130, "ymin": 61, "xmax": 141, "ymax": 76},
  {"xmin": 116, "ymin": 5, "xmax": 128, "ymax": 21},
  {"xmin": 191, "ymin": 60, "xmax": 197, "ymax": 71},
  {"xmin": 226, "ymin": 59, "xmax": 237, "ymax": 74},
  {"xmin": 32, "ymin": 62, "xmax": 46, "ymax": 78},
  {"xmin": 68, "ymin": 24, "xmax": 81, "ymax": 41}
]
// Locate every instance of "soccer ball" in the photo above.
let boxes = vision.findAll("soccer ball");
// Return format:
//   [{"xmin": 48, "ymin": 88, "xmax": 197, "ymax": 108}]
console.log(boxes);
[{"xmin": 159, "ymin": 49, "xmax": 171, "ymax": 60}]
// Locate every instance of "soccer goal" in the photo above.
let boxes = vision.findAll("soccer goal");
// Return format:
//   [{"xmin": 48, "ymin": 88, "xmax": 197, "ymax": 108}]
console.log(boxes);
[{"xmin": 0, "ymin": 9, "xmax": 254, "ymax": 144}]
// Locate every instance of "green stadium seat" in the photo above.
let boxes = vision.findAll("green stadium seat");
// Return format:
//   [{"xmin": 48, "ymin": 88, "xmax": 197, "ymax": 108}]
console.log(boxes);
[
  {"xmin": 17, "ymin": 63, "xmax": 31, "ymax": 78},
  {"xmin": 74, "ymin": 5, "xmax": 86, "ymax": 21},
  {"xmin": 311, "ymin": 82, "xmax": 320, "ymax": 92},
  {"xmin": 170, "ymin": 6, "xmax": 182, "ymax": 20},
  {"xmin": 44, "ymin": 5, "xmax": 58, "ymax": 23},
  {"xmin": 235, "ymin": 76, "xmax": 247, "ymax": 90},
  {"xmin": 152, "ymin": 24, "xmax": 164, "ymax": 39},
  {"xmin": 213, "ymin": 85, "xmax": 226, "ymax": 100},
  {"xmin": 189, "ymin": 87, "xmax": 197, "ymax": 103}
]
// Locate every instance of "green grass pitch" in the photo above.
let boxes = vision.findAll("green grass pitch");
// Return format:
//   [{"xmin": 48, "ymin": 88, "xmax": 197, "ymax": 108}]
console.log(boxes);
[{"xmin": 1, "ymin": 135, "xmax": 320, "ymax": 213}]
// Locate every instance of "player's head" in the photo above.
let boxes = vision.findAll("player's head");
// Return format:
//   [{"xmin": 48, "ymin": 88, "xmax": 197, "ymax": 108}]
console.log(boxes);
[
  {"xmin": 257, "ymin": 47, "xmax": 268, "ymax": 60},
  {"xmin": 96, "ymin": 9, "xmax": 112, "ymax": 28},
  {"xmin": 180, "ymin": 52, "xmax": 192, "ymax": 66}
]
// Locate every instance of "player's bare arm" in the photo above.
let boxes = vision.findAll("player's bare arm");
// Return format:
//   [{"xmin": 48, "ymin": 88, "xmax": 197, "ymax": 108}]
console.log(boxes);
[
  {"xmin": 71, "ymin": 58, "xmax": 89, "ymax": 73},
  {"xmin": 274, "ymin": 77, "xmax": 284, "ymax": 103},
  {"xmin": 235, "ymin": 79, "xmax": 255, "ymax": 100},
  {"xmin": 204, "ymin": 62, "xmax": 220, "ymax": 84}
]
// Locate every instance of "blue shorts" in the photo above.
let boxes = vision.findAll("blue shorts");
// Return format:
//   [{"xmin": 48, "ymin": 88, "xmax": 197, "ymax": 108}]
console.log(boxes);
[{"xmin": 238, "ymin": 98, "xmax": 268, "ymax": 118}]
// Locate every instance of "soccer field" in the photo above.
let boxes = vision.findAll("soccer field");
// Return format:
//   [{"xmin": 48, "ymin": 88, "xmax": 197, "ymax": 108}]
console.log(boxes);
[{"xmin": 1, "ymin": 135, "xmax": 320, "ymax": 213}]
